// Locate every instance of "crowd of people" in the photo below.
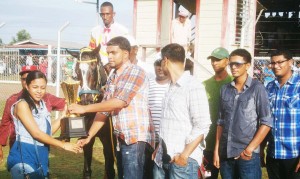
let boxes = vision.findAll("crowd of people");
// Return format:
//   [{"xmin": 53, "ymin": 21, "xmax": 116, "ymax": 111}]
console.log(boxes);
[
  {"xmin": 0, "ymin": 1, "xmax": 299, "ymax": 179},
  {"xmin": 0, "ymin": 53, "xmax": 78, "ymax": 84}
]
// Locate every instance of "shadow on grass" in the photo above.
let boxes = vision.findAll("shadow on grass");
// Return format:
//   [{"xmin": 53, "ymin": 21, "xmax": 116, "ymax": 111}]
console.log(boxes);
[{"xmin": 0, "ymin": 139, "xmax": 106, "ymax": 179}]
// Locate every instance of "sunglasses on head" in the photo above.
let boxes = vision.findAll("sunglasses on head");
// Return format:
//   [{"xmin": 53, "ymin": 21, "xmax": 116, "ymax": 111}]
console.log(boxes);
[{"xmin": 228, "ymin": 62, "xmax": 247, "ymax": 68}]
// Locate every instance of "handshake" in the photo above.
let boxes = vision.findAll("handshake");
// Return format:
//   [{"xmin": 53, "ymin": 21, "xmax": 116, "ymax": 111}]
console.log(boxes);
[{"xmin": 60, "ymin": 134, "xmax": 92, "ymax": 154}]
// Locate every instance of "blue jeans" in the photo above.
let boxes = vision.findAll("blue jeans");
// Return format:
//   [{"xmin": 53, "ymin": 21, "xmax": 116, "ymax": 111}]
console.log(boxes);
[
  {"xmin": 220, "ymin": 153, "xmax": 261, "ymax": 179},
  {"xmin": 10, "ymin": 163, "xmax": 35, "ymax": 179},
  {"xmin": 116, "ymin": 141, "xmax": 146, "ymax": 179},
  {"xmin": 153, "ymin": 157, "xmax": 199, "ymax": 179},
  {"xmin": 10, "ymin": 163, "xmax": 48, "ymax": 179}
]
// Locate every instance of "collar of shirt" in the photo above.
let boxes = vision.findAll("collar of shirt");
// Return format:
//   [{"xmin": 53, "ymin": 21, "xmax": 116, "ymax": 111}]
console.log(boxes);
[
  {"xmin": 289, "ymin": 72, "xmax": 300, "ymax": 83},
  {"xmin": 230, "ymin": 75, "xmax": 252, "ymax": 91},
  {"xmin": 115, "ymin": 60, "xmax": 132, "ymax": 77},
  {"xmin": 274, "ymin": 71, "xmax": 299, "ymax": 87},
  {"xmin": 173, "ymin": 71, "xmax": 191, "ymax": 87},
  {"xmin": 106, "ymin": 62, "xmax": 132, "ymax": 89},
  {"xmin": 102, "ymin": 22, "xmax": 115, "ymax": 32}
]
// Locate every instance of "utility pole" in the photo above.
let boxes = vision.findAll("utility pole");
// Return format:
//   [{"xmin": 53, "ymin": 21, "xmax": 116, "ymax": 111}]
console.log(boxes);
[{"xmin": 56, "ymin": 21, "xmax": 70, "ymax": 97}]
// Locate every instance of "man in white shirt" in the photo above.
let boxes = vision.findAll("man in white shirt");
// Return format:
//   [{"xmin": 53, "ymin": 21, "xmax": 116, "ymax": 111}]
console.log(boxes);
[
  {"xmin": 153, "ymin": 43, "xmax": 211, "ymax": 178},
  {"xmin": 149, "ymin": 59, "xmax": 170, "ymax": 144},
  {"xmin": 171, "ymin": 8, "xmax": 191, "ymax": 52},
  {"xmin": 89, "ymin": 1, "xmax": 128, "ymax": 65}
]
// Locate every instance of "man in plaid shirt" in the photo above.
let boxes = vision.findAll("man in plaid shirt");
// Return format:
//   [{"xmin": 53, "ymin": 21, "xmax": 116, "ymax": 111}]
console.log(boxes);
[
  {"xmin": 69, "ymin": 36, "xmax": 154, "ymax": 179},
  {"xmin": 265, "ymin": 49, "xmax": 300, "ymax": 179}
]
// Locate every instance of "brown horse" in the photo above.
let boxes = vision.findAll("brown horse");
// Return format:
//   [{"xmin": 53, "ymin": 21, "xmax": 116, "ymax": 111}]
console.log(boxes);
[{"xmin": 67, "ymin": 46, "xmax": 116, "ymax": 179}]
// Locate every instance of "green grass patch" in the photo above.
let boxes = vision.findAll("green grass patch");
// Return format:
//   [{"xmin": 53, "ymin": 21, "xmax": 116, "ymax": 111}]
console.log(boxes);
[{"xmin": 0, "ymin": 138, "xmax": 109, "ymax": 179}]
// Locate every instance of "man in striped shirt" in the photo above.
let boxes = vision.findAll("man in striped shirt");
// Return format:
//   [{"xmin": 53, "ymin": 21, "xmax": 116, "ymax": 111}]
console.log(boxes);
[
  {"xmin": 146, "ymin": 59, "xmax": 170, "ymax": 179},
  {"xmin": 265, "ymin": 49, "xmax": 300, "ymax": 179},
  {"xmin": 148, "ymin": 59, "xmax": 170, "ymax": 145}
]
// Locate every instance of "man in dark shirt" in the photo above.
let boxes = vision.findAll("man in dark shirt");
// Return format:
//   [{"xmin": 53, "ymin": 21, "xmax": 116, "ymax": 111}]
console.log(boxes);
[
  {"xmin": 203, "ymin": 47, "xmax": 233, "ymax": 179},
  {"xmin": 0, "ymin": 65, "xmax": 65, "ymax": 162},
  {"xmin": 213, "ymin": 49, "xmax": 272, "ymax": 179}
]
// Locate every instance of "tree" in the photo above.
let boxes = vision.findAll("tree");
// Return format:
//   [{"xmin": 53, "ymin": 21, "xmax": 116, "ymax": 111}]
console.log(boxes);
[{"xmin": 10, "ymin": 29, "xmax": 31, "ymax": 44}]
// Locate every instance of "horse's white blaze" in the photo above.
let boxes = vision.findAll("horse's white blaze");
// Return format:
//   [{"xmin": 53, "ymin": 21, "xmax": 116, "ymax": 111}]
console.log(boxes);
[{"xmin": 79, "ymin": 63, "xmax": 91, "ymax": 91}]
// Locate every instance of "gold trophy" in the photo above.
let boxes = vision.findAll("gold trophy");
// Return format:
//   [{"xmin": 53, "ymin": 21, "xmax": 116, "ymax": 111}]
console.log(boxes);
[{"xmin": 59, "ymin": 74, "xmax": 88, "ymax": 139}]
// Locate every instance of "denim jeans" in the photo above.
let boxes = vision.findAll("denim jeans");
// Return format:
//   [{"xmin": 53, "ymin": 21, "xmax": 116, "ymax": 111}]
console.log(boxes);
[
  {"xmin": 116, "ymin": 141, "xmax": 146, "ymax": 179},
  {"xmin": 10, "ymin": 163, "xmax": 35, "ymax": 179},
  {"xmin": 10, "ymin": 163, "xmax": 48, "ymax": 179},
  {"xmin": 220, "ymin": 153, "xmax": 261, "ymax": 179},
  {"xmin": 153, "ymin": 157, "xmax": 199, "ymax": 179}
]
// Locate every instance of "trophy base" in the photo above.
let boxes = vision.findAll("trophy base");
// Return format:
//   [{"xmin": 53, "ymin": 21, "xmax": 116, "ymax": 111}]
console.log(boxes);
[{"xmin": 58, "ymin": 116, "xmax": 88, "ymax": 140}]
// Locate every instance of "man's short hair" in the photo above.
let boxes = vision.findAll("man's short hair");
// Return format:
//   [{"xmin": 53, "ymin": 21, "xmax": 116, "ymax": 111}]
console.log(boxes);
[
  {"xmin": 100, "ymin": 1, "xmax": 114, "ymax": 11},
  {"xmin": 229, "ymin": 49, "xmax": 252, "ymax": 64},
  {"xmin": 107, "ymin": 36, "xmax": 131, "ymax": 53},
  {"xmin": 270, "ymin": 49, "xmax": 293, "ymax": 60},
  {"xmin": 161, "ymin": 43, "xmax": 185, "ymax": 63},
  {"xmin": 154, "ymin": 59, "xmax": 161, "ymax": 66}
]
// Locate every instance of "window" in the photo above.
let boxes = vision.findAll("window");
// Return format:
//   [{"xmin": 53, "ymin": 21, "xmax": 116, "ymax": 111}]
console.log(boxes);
[{"xmin": 235, "ymin": 0, "xmax": 251, "ymax": 45}]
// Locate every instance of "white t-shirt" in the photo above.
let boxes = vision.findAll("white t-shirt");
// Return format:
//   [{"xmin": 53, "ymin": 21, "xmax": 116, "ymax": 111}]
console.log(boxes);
[
  {"xmin": 89, "ymin": 22, "xmax": 128, "ymax": 65},
  {"xmin": 171, "ymin": 18, "xmax": 191, "ymax": 47}
]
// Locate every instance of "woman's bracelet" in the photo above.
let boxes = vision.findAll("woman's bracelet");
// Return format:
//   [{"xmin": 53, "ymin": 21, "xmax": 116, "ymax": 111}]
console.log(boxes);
[{"xmin": 243, "ymin": 150, "xmax": 252, "ymax": 157}]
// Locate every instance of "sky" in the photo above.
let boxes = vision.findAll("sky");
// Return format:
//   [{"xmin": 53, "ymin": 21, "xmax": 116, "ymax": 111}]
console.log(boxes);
[{"xmin": 0, "ymin": 0, "xmax": 133, "ymax": 45}]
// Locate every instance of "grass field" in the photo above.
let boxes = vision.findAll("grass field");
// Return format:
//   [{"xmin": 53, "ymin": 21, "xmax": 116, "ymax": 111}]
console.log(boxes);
[
  {"xmin": 0, "ymin": 83, "xmax": 269, "ymax": 178},
  {"xmin": 0, "ymin": 139, "xmax": 269, "ymax": 179},
  {"xmin": 0, "ymin": 137, "xmax": 109, "ymax": 179}
]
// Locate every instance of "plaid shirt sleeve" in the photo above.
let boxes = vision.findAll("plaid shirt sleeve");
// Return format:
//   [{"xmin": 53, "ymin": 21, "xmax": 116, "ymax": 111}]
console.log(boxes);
[
  {"xmin": 114, "ymin": 66, "xmax": 146, "ymax": 105},
  {"xmin": 185, "ymin": 85, "xmax": 211, "ymax": 145}
]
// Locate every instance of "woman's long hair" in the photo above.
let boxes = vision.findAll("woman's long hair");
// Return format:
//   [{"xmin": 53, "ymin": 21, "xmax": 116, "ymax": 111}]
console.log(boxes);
[{"xmin": 19, "ymin": 71, "xmax": 47, "ymax": 114}]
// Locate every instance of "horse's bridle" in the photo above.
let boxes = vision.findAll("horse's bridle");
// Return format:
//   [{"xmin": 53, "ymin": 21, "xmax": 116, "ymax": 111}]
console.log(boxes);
[{"xmin": 77, "ymin": 56, "xmax": 101, "ymax": 103}]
